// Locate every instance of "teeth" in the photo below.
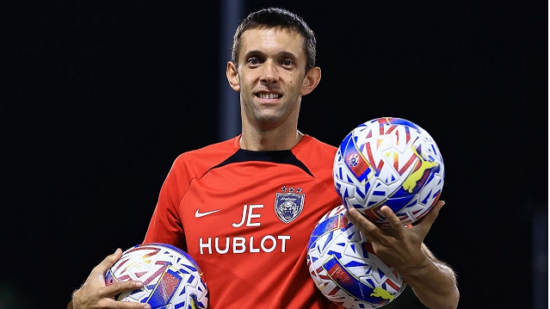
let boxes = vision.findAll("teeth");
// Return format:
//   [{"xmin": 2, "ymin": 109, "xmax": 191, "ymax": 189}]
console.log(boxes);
[{"xmin": 259, "ymin": 93, "xmax": 279, "ymax": 99}]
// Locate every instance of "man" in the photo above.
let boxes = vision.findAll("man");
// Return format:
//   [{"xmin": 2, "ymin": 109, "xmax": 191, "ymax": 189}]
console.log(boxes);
[{"xmin": 69, "ymin": 7, "xmax": 459, "ymax": 309}]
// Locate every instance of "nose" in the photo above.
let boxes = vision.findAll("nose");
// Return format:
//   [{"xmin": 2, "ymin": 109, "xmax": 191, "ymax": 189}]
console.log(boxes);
[{"xmin": 260, "ymin": 61, "xmax": 278, "ymax": 83}]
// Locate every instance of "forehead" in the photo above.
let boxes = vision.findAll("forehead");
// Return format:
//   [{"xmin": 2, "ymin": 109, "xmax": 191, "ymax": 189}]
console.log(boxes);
[{"xmin": 238, "ymin": 27, "xmax": 306, "ymax": 60}]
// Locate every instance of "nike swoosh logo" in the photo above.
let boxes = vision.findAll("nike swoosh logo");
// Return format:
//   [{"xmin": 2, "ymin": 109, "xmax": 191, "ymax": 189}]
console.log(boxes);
[{"xmin": 195, "ymin": 208, "xmax": 222, "ymax": 218}]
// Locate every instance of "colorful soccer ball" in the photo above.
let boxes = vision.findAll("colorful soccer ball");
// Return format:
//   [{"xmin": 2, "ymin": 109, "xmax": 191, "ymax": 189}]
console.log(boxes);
[
  {"xmin": 105, "ymin": 242, "xmax": 209, "ymax": 309},
  {"xmin": 333, "ymin": 117, "xmax": 444, "ymax": 227},
  {"xmin": 307, "ymin": 205, "xmax": 407, "ymax": 308}
]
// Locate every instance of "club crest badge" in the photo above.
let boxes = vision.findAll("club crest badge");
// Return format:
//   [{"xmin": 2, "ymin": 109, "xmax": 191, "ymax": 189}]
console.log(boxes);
[{"xmin": 274, "ymin": 186, "xmax": 305, "ymax": 224}]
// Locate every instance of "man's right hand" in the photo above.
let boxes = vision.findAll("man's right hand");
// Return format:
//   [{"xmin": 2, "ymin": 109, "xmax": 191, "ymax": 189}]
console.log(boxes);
[{"xmin": 68, "ymin": 248, "xmax": 151, "ymax": 309}]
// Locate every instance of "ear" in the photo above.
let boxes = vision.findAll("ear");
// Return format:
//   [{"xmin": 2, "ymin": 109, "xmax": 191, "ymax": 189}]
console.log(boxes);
[
  {"xmin": 301, "ymin": 66, "xmax": 321, "ymax": 96},
  {"xmin": 226, "ymin": 61, "xmax": 240, "ymax": 92}
]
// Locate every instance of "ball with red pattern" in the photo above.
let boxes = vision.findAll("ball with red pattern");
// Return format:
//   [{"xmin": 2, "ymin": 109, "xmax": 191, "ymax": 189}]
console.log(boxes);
[
  {"xmin": 333, "ymin": 117, "xmax": 444, "ymax": 227},
  {"xmin": 307, "ymin": 205, "xmax": 407, "ymax": 309},
  {"xmin": 105, "ymin": 243, "xmax": 209, "ymax": 309}
]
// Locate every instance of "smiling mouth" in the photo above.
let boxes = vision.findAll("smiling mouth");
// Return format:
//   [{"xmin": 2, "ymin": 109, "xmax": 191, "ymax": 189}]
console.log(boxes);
[{"xmin": 256, "ymin": 93, "xmax": 282, "ymax": 99}]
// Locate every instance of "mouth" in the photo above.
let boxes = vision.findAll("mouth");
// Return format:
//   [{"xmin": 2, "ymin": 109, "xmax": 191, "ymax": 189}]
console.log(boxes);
[{"xmin": 255, "ymin": 92, "xmax": 282, "ymax": 99}]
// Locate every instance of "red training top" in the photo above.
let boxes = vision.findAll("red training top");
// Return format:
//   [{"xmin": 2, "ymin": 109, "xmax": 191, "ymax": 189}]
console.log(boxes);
[{"xmin": 144, "ymin": 135, "xmax": 343, "ymax": 309}]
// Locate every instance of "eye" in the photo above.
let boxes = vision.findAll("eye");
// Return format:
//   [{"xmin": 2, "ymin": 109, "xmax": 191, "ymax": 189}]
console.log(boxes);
[
  {"xmin": 247, "ymin": 56, "xmax": 260, "ymax": 66},
  {"xmin": 281, "ymin": 58, "xmax": 294, "ymax": 67}
]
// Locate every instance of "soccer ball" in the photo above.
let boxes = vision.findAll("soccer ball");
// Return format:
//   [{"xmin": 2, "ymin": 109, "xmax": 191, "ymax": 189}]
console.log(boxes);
[
  {"xmin": 105, "ymin": 242, "xmax": 209, "ymax": 309},
  {"xmin": 307, "ymin": 205, "xmax": 407, "ymax": 309},
  {"xmin": 333, "ymin": 117, "xmax": 444, "ymax": 227}
]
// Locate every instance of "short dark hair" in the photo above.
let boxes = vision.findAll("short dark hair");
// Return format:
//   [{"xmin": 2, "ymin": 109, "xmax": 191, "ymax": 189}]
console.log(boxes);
[{"xmin": 231, "ymin": 7, "xmax": 317, "ymax": 72}]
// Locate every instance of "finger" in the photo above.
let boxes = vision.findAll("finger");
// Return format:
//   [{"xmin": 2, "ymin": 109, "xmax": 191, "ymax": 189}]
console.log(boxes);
[
  {"xmin": 98, "ymin": 297, "xmax": 151, "ymax": 309},
  {"xmin": 345, "ymin": 207, "xmax": 380, "ymax": 241},
  {"xmin": 380, "ymin": 206, "xmax": 405, "ymax": 234},
  {"xmin": 345, "ymin": 207, "xmax": 369, "ymax": 227},
  {"xmin": 91, "ymin": 248, "xmax": 123, "ymax": 277},
  {"xmin": 416, "ymin": 200, "xmax": 445, "ymax": 231},
  {"xmin": 100, "ymin": 280, "xmax": 145, "ymax": 299}
]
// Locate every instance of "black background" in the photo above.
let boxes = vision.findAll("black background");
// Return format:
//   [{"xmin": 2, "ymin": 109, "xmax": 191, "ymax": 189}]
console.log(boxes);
[{"xmin": 1, "ymin": 1, "xmax": 547, "ymax": 308}]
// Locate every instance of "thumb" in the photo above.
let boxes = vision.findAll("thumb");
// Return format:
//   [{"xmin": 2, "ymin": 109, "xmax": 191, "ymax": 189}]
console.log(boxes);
[
  {"xmin": 415, "ymin": 200, "xmax": 445, "ymax": 232},
  {"xmin": 92, "ymin": 248, "xmax": 123, "ymax": 276}
]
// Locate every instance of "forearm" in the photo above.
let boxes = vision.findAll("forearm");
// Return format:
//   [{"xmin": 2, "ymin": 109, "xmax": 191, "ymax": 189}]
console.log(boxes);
[{"xmin": 402, "ymin": 255, "xmax": 459, "ymax": 309}]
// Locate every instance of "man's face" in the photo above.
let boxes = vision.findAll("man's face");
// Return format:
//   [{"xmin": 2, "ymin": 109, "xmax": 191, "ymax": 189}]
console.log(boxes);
[{"xmin": 233, "ymin": 27, "xmax": 308, "ymax": 130}]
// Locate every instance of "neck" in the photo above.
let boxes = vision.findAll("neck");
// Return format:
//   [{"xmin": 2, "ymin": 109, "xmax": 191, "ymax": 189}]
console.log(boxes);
[{"xmin": 240, "ymin": 129, "xmax": 304, "ymax": 151}]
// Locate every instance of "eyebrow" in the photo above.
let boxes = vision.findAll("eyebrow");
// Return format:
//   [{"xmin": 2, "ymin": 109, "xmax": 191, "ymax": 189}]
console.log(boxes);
[{"xmin": 243, "ymin": 50, "xmax": 299, "ymax": 61}]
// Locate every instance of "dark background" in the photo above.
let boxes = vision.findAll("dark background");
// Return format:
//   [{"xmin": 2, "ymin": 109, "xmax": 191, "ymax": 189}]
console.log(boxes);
[{"xmin": 1, "ymin": 1, "xmax": 547, "ymax": 308}]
